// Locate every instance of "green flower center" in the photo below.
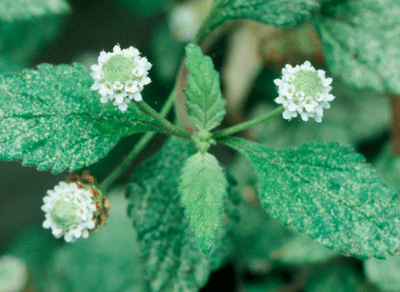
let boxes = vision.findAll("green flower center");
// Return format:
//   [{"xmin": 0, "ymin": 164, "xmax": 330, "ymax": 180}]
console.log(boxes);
[
  {"xmin": 102, "ymin": 55, "xmax": 136, "ymax": 84},
  {"xmin": 50, "ymin": 199, "xmax": 80, "ymax": 229},
  {"xmin": 291, "ymin": 70, "xmax": 323, "ymax": 97}
]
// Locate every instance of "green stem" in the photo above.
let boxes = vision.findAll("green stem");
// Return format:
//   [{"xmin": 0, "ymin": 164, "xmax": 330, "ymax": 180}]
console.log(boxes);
[
  {"xmin": 212, "ymin": 106, "xmax": 284, "ymax": 139},
  {"xmin": 99, "ymin": 91, "xmax": 178, "ymax": 191},
  {"xmin": 136, "ymin": 100, "xmax": 191, "ymax": 139}
]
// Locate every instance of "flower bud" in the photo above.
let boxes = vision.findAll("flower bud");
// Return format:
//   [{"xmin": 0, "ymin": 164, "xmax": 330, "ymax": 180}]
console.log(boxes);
[
  {"xmin": 91, "ymin": 44, "xmax": 152, "ymax": 112},
  {"xmin": 41, "ymin": 171, "xmax": 111, "ymax": 242},
  {"xmin": 274, "ymin": 61, "xmax": 334, "ymax": 123}
]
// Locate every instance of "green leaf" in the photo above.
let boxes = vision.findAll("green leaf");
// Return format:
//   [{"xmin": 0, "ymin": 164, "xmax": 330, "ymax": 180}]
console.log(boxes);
[
  {"xmin": 0, "ymin": 63, "xmax": 163, "ymax": 173},
  {"xmin": 185, "ymin": 43, "xmax": 226, "ymax": 131},
  {"xmin": 304, "ymin": 264, "xmax": 362, "ymax": 292},
  {"xmin": 127, "ymin": 137, "xmax": 212, "ymax": 292},
  {"xmin": 179, "ymin": 152, "xmax": 227, "ymax": 254},
  {"xmin": 223, "ymin": 137, "xmax": 400, "ymax": 259},
  {"xmin": 0, "ymin": 0, "xmax": 70, "ymax": 66},
  {"xmin": 313, "ymin": 0, "xmax": 400, "ymax": 94},
  {"xmin": 365, "ymin": 256, "xmax": 400, "ymax": 292},
  {"xmin": 197, "ymin": 0, "xmax": 319, "ymax": 43},
  {"xmin": 127, "ymin": 137, "xmax": 240, "ymax": 291},
  {"xmin": 45, "ymin": 194, "xmax": 146, "ymax": 292}
]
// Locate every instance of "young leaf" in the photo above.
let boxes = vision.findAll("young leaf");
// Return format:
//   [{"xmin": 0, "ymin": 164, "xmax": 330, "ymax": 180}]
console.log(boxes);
[
  {"xmin": 127, "ymin": 137, "xmax": 240, "ymax": 291},
  {"xmin": 185, "ymin": 43, "xmax": 226, "ymax": 131},
  {"xmin": 179, "ymin": 152, "xmax": 227, "ymax": 254},
  {"xmin": 223, "ymin": 137, "xmax": 400, "ymax": 259},
  {"xmin": 197, "ymin": 0, "xmax": 319, "ymax": 43},
  {"xmin": 0, "ymin": 63, "xmax": 163, "ymax": 173},
  {"xmin": 127, "ymin": 137, "xmax": 212, "ymax": 292},
  {"xmin": 313, "ymin": 0, "xmax": 400, "ymax": 95}
]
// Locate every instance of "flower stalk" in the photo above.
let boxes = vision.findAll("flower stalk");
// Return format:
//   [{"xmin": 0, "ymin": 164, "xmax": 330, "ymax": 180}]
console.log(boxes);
[{"xmin": 212, "ymin": 106, "xmax": 284, "ymax": 139}]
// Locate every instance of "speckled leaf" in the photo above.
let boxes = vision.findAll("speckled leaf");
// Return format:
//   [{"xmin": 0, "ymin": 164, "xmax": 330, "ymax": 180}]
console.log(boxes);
[
  {"xmin": 185, "ymin": 43, "xmax": 225, "ymax": 131},
  {"xmin": 304, "ymin": 264, "xmax": 362, "ymax": 292},
  {"xmin": 223, "ymin": 137, "xmax": 400, "ymax": 259},
  {"xmin": 0, "ymin": 63, "xmax": 163, "ymax": 173},
  {"xmin": 313, "ymin": 0, "xmax": 400, "ymax": 94},
  {"xmin": 197, "ymin": 0, "xmax": 319, "ymax": 42},
  {"xmin": 179, "ymin": 152, "xmax": 227, "ymax": 254},
  {"xmin": 127, "ymin": 137, "xmax": 212, "ymax": 292},
  {"xmin": 127, "ymin": 137, "xmax": 239, "ymax": 292},
  {"xmin": 365, "ymin": 256, "xmax": 400, "ymax": 292}
]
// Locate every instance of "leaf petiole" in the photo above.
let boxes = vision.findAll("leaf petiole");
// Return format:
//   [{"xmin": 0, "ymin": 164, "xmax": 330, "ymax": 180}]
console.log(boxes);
[{"xmin": 136, "ymin": 100, "xmax": 191, "ymax": 139}]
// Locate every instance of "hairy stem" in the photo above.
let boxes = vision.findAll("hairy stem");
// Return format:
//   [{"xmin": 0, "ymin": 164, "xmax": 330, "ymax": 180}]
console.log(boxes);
[
  {"xmin": 136, "ymin": 100, "xmax": 191, "ymax": 139},
  {"xmin": 99, "ymin": 91, "xmax": 177, "ymax": 191},
  {"xmin": 212, "ymin": 106, "xmax": 284, "ymax": 139}
]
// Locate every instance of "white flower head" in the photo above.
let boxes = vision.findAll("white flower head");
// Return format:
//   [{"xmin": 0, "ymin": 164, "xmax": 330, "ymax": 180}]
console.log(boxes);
[
  {"xmin": 273, "ymin": 61, "xmax": 334, "ymax": 123},
  {"xmin": 91, "ymin": 44, "xmax": 152, "ymax": 111},
  {"xmin": 42, "ymin": 172, "xmax": 111, "ymax": 243}
]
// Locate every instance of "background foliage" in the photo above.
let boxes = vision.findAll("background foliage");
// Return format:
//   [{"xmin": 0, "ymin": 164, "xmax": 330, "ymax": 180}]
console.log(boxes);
[{"xmin": 1, "ymin": 0, "xmax": 399, "ymax": 291}]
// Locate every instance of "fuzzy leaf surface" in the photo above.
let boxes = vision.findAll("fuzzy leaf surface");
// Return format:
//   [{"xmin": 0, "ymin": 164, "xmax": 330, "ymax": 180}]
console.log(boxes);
[
  {"xmin": 127, "ymin": 138, "xmax": 212, "ymax": 292},
  {"xmin": 185, "ymin": 43, "xmax": 225, "ymax": 131},
  {"xmin": 314, "ymin": 0, "xmax": 400, "ymax": 94},
  {"xmin": 179, "ymin": 152, "xmax": 227, "ymax": 254},
  {"xmin": 223, "ymin": 137, "xmax": 400, "ymax": 259},
  {"xmin": 199, "ymin": 0, "xmax": 319, "ymax": 41},
  {"xmin": 0, "ymin": 63, "xmax": 163, "ymax": 173}
]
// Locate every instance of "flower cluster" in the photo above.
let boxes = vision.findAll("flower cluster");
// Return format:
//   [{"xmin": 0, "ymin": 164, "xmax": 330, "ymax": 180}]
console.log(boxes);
[
  {"xmin": 274, "ymin": 61, "xmax": 334, "ymax": 123},
  {"xmin": 91, "ymin": 45, "xmax": 152, "ymax": 112},
  {"xmin": 42, "ymin": 181, "xmax": 96, "ymax": 242},
  {"xmin": 42, "ymin": 172, "xmax": 111, "ymax": 242}
]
